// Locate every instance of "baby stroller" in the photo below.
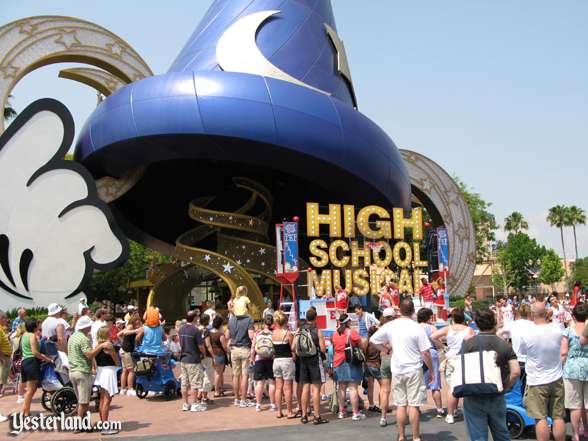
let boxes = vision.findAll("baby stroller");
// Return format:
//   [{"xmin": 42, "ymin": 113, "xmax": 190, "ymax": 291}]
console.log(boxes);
[
  {"xmin": 505, "ymin": 377, "xmax": 553, "ymax": 439},
  {"xmin": 133, "ymin": 352, "xmax": 181, "ymax": 400},
  {"xmin": 40, "ymin": 352, "xmax": 100, "ymax": 416}
]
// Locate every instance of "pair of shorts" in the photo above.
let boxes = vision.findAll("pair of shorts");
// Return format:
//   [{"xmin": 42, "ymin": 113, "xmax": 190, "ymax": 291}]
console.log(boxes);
[
  {"xmin": 0, "ymin": 358, "xmax": 11, "ymax": 384},
  {"xmin": 21, "ymin": 357, "xmax": 40, "ymax": 383},
  {"xmin": 214, "ymin": 354, "xmax": 226, "ymax": 366},
  {"xmin": 230, "ymin": 347, "xmax": 251, "ymax": 377},
  {"xmin": 298, "ymin": 355, "xmax": 325, "ymax": 385},
  {"xmin": 254, "ymin": 359, "xmax": 274, "ymax": 381},
  {"xmin": 444, "ymin": 356, "xmax": 458, "ymax": 388},
  {"xmin": 70, "ymin": 371, "xmax": 93, "ymax": 404},
  {"xmin": 366, "ymin": 365, "xmax": 382, "ymax": 380},
  {"xmin": 120, "ymin": 351, "xmax": 134, "ymax": 369},
  {"xmin": 333, "ymin": 361, "xmax": 363, "ymax": 383},
  {"xmin": 380, "ymin": 356, "xmax": 392, "ymax": 380},
  {"xmin": 180, "ymin": 362, "xmax": 206, "ymax": 391},
  {"xmin": 393, "ymin": 369, "xmax": 427, "ymax": 407},
  {"xmin": 524, "ymin": 378, "xmax": 565, "ymax": 420},
  {"xmin": 564, "ymin": 378, "xmax": 588, "ymax": 409},
  {"xmin": 273, "ymin": 357, "xmax": 295, "ymax": 381}
]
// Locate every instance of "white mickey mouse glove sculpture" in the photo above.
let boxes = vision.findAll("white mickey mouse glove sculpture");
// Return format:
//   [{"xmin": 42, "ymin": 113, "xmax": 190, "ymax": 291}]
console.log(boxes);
[{"xmin": 0, "ymin": 99, "xmax": 128, "ymax": 307}]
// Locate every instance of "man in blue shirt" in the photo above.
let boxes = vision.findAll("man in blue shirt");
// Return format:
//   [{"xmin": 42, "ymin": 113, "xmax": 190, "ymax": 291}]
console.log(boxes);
[
  {"xmin": 11, "ymin": 308, "xmax": 26, "ymax": 333},
  {"xmin": 354, "ymin": 305, "xmax": 379, "ymax": 339}
]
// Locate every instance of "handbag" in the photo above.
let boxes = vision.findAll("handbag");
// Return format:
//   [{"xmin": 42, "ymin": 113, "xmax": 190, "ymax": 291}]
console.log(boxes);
[
  {"xmin": 11, "ymin": 336, "xmax": 23, "ymax": 375},
  {"xmin": 344, "ymin": 330, "xmax": 365, "ymax": 366},
  {"xmin": 450, "ymin": 335, "xmax": 504, "ymax": 398}
]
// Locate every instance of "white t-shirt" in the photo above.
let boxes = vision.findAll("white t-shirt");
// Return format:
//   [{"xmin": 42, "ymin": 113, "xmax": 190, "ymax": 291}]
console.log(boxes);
[
  {"xmin": 90, "ymin": 320, "xmax": 106, "ymax": 348},
  {"xmin": 550, "ymin": 305, "xmax": 571, "ymax": 330},
  {"xmin": 519, "ymin": 323, "xmax": 563, "ymax": 386},
  {"xmin": 41, "ymin": 316, "xmax": 60, "ymax": 338},
  {"xmin": 501, "ymin": 319, "xmax": 535, "ymax": 362},
  {"xmin": 78, "ymin": 302, "xmax": 87, "ymax": 315},
  {"xmin": 203, "ymin": 308, "xmax": 216, "ymax": 322},
  {"xmin": 501, "ymin": 304, "xmax": 514, "ymax": 325},
  {"xmin": 370, "ymin": 317, "xmax": 431, "ymax": 375}
]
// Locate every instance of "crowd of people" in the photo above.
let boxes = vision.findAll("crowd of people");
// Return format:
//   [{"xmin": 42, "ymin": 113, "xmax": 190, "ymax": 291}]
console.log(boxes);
[{"xmin": 0, "ymin": 284, "xmax": 587, "ymax": 440}]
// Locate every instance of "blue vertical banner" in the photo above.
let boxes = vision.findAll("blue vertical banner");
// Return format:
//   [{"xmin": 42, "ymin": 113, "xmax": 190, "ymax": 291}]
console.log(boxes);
[
  {"xmin": 437, "ymin": 227, "xmax": 449, "ymax": 276},
  {"xmin": 283, "ymin": 221, "xmax": 299, "ymax": 274}
]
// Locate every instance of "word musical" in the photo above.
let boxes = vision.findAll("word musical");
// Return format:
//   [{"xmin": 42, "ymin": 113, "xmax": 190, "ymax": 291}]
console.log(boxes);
[{"xmin": 305, "ymin": 203, "xmax": 427, "ymax": 296}]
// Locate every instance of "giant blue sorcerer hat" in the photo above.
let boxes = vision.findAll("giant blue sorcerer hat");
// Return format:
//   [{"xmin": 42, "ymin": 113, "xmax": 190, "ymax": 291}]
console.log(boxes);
[{"xmin": 75, "ymin": 0, "xmax": 411, "ymax": 246}]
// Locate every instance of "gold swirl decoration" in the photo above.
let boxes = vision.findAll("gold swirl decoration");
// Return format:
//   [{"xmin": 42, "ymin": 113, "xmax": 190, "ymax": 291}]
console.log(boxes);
[
  {"xmin": 167, "ymin": 177, "xmax": 302, "ymax": 319},
  {"xmin": 400, "ymin": 149, "xmax": 476, "ymax": 297},
  {"xmin": 0, "ymin": 16, "xmax": 153, "ymax": 203}
]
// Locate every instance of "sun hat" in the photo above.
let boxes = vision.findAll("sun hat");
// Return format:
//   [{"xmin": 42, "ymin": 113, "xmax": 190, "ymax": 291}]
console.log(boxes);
[
  {"xmin": 47, "ymin": 303, "xmax": 62, "ymax": 316},
  {"xmin": 382, "ymin": 307, "xmax": 396, "ymax": 318},
  {"xmin": 75, "ymin": 315, "xmax": 93, "ymax": 331}
]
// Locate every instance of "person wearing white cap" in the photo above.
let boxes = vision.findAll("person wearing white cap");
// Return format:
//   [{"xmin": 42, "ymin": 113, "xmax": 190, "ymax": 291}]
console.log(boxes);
[
  {"xmin": 68, "ymin": 315, "xmax": 108, "ymax": 423},
  {"xmin": 78, "ymin": 297, "xmax": 88, "ymax": 316},
  {"xmin": 124, "ymin": 305, "xmax": 135, "ymax": 323},
  {"xmin": 41, "ymin": 303, "xmax": 67, "ymax": 353}
]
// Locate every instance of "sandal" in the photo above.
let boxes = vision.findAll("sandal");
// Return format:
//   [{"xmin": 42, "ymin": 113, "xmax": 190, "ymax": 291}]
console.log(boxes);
[
  {"xmin": 313, "ymin": 416, "xmax": 329, "ymax": 425},
  {"xmin": 293, "ymin": 410, "xmax": 302, "ymax": 418},
  {"xmin": 286, "ymin": 414, "xmax": 297, "ymax": 419},
  {"xmin": 301, "ymin": 416, "xmax": 308, "ymax": 424},
  {"xmin": 276, "ymin": 414, "xmax": 284, "ymax": 419}
]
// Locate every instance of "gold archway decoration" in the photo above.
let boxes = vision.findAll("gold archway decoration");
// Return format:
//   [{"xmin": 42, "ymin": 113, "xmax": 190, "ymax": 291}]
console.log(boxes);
[
  {"xmin": 0, "ymin": 16, "xmax": 154, "ymax": 202},
  {"xmin": 400, "ymin": 149, "xmax": 476, "ymax": 297},
  {"xmin": 58, "ymin": 67, "xmax": 125, "ymax": 96},
  {"xmin": 0, "ymin": 16, "xmax": 154, "ymax": 133}
]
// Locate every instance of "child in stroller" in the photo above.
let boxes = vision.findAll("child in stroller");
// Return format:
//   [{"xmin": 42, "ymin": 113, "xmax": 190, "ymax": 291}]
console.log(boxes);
[{"xmin": 40, "ymin": 352, "xmax": 100, "ymax": 415}]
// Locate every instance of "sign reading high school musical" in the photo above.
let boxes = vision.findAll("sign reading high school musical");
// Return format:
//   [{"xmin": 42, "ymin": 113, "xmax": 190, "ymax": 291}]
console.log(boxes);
[{"xmin": 305, "ymin": 203, "xmax": 428, "ymax": 297}]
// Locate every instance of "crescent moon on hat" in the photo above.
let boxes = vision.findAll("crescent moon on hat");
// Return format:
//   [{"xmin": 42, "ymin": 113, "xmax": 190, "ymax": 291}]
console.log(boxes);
[{"xmin": 216, "ymin": 10, "xmax": 329, "ymax": 95}]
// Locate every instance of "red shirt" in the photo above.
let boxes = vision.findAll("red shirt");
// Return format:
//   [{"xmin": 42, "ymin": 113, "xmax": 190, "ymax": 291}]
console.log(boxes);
[
  {"xmin": 336, "ymin": 290, "xmax": 348, "ymax": 311},
  {"xmin": 331, "ymin": 328, "xmax": 361, "ymax": 368},
  {"xmin": 420, "ymin": 284, "xmax": 434, "ymax": 302}
]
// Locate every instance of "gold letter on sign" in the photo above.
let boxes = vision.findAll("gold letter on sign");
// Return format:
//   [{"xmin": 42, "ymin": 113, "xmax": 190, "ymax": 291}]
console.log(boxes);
[
  {"xmin": 412, "ymin": 242, "xmax": 428, "ymax": 267},
  {"xmin": 398, "ymin": 268, "xmax": 414, "ymax": 293},
  {"xmin": 309, "ymin": 239, "xmax": 329, "ymax": 267},
  {"xmin": 329, "ymin": 240, "xmax": 350, "ymax": 268},
  {"xmin": 393, "ymin": 208, "xmax": 423, "ymax": 241},
  {"xmin": 356, "ymin": 205, "xmax": 392, "ymax": 239},
  {"xmin": 306, "ymin": 203, "xmax": 341, "ymax": 237},
  {"xmin": 351, "ymin": 241, "xmax": 371, "ymax": 267},
  {"xmin": 333, "ymin": 269, "xmax": 353, "ymax": 292},
  {"xmin": 309, "ymin": 269, "xmax": 332, "ymax": 297},
  {"xmin": 343, "ymin": 205, "xmax": 356, "ymax": 238},
  {"xmin": 393, "ymin": 241, "xmax": 413, "ymax": 268},
  {"xmin": 352, "ymin": 269, "xmax": 370, "ymax": 295}
]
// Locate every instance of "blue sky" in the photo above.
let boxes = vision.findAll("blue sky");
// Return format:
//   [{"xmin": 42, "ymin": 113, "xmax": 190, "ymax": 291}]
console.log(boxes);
[{"xmin": 3, "ymin": 1, "xmax": 587, "ymax": 259}]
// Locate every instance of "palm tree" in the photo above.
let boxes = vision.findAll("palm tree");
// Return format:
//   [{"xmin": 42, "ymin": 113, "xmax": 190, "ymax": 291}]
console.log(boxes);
[
  {"xmin": 567, "ymin": 206, "xmax": 586, "ymax": 261},
  {"xmin": 3, "ymin": 94, "xmax": 17, "ymax": 122},
  {"xmin": 504, "ymin": 211, "xmax": 529, "ymax": 234},
  {"xmin": 547, "ymin": 205, "xmax": 569, "ymax": 275}
]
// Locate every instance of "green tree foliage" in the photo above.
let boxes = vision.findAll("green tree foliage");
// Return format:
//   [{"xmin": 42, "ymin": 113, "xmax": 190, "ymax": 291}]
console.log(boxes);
[
  {"xmin": 3, "ymin": 94, "xmax": 17, "ymax": 122},
  {"xmin": 504, "ymin": 211, "xmax": 529, "ymax": 234},
  {"xmin": 539, "ymin": 249, "xmax": 565, "ymax": 288},
  {"xmin": 571, "ymin": 258, "xmax": 588, "ymax": 287},
  {"xmin": 567, "ymin": 206, "xmax": 586, "ymax": 261},
  {"xmin": 547, "ymin": 205, "xmax": 569, "ymax": 271},
  {"xmin": 454, "ymin": 177, "xmax": 498, "ymax": 262},
  {"xmin": 86, "ymin": 240, "xmax": 169, "ymax": 305},
  {"xmin": 493, "ymin": 233, "xmax": 546, "ymax": 293}
]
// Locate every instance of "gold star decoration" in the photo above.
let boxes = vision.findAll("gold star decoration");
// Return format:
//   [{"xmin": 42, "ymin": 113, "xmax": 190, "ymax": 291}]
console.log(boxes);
[
  {"xmin": 106, "ymin": 41, "xmax": 125, "ymax": 58},
  {"xmin": 54, "ymin": 29, "xmax": 81, "ymax": 49},
  {"xmin": 18, "ymin": 21, "xmax": 37, "ymax": 35}
]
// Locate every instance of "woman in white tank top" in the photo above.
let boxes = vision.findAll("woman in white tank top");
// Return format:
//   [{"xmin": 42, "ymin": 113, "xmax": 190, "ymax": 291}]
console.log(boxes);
[{"xmin": 431, "ymin": 308, "xmax": 474, "ymax": 424}]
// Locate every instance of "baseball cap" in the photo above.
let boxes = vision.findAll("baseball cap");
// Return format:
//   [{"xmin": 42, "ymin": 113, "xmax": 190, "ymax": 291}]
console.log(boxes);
[
  {"xmin": 75, "ymin": 315, "xmax": 93, "ymax": 331},
  {"xmin": 383, "ymin": 307, "xmax": 396, "ymax": 318},
  {"xmin": 127, "ymin": 305, "xmax": 135, "ymax": 310},
  {"xmin": 47, "ymin": 303, "xmax": 62, "ymax": 316}
]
